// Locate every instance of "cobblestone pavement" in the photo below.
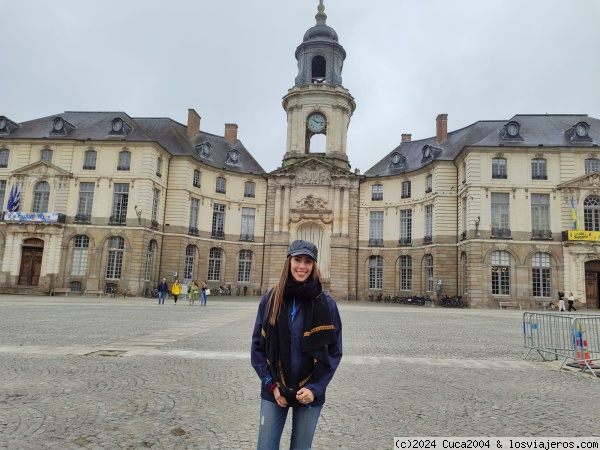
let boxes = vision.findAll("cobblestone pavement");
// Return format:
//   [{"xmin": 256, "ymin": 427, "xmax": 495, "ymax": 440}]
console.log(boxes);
[{"xmin": 0, "ymin": 295, "xmax": 598, "ymax": 449}]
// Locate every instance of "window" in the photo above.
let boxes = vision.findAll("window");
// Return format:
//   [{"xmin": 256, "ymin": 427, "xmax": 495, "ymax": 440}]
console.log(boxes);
[
  {"xmin": 106, "ymin": 236, "xmax": 124, "ymax": 279},
  {"xmin": 212, "ymin": 203, "xmax": 226, "ymax": 238},
  {"xmin": 76, "ymin": 182, "xmax": 94, "ymax": 223},
  {"xmin": 151, "ymin": 189, "xmax": 159, "ymax": 224},
  {"xmin": 240, "ymin": 207, "xmax": 255, "ymax": 241},
  {"xmin": 425, "ymin": 175, "xmax": 432, "ymax": 193},
  {"xmin": 145, "ymin": 240, "xmax": 156, "ymax": 281},
  {"xmin": 32, "ymin": 181, "xmax": 50, "ymax": 213},
  {"xmin": 156, "ymin": 157, "xmax": 162, "ymax": 177},
  {"xmin": 492, "ymin": 157, "xmax": 507, "ymax": 179},
  {"xmin": 532, "ymin": 252, "xmax": 551, "ymax": 298},
  {"xmin": 238, "ymin": 250, "xmax": 252, "ymax": 283},
  {"xmin": 491, "ymin": 193, "xmax": 510, "ymax": 237},
  {"xmin": 399, "ymin": 209, "xmax": 412, "ymax": 245},
  {"xmin": 400, "ymin": 255, "xmax": 412, "ymax": 291},
  {"xmin": 193, "ymin": 170, "xmax": 201, "ymax": 188},
  {"xmin": 110, "ymin": 183, "xmax": 129, "ymax": 224},
  {"xmin": 424, "ymin": 255, "xmax": 433, "ymax": 292},
  {"xmin": 585, "ymin": 158, "xmax": 599, "ymax": 174},
  {"xmin": 83, "ymin": 150, "xmax": 96, "ymax": 170},
  {"xmin": 216, "ymin": 176, "xmax": 226, "ymax": 194},
  {"xmin": 424, "ymin": 205, "xmax": 432, "ymax": 243},
  {"xmin": 584, "ymin": 195, "xmax": 600, "ymax": 231},
  {"xmin": 208, "ymin": 247, "xmax": 222, "ymax": 282},
  {"xmin": 462, "ymin": 197, "xmax": 467, "ymax": 236},
  {"xmin": 531, "ymin": 194, "xmax": 550, "ymax": 238},
  {"xmin": 372, "ymin": 184, "xmax": 383, "ymax": 201},
  {"xmin": 531, "ymin": 158, "xmax": 547, "ymax": 180},
  {"xmin": 491, "ymin": 250, "xmax": 510, "ymax": 295},
  {"xmin": 401, "ymin": 181, "xmax": 411, "ymax": 199},
  {"xmin": 0, "ymin": 148, "xmax": 8, "ymax": 168},
  {"xmin": 70, "ymin": 281, "xmax": 82, "ymax": 293},
  {"xmin": 71, "ymin": 235, "xmax": 89, "ymax": 276},
  {"xmin": 0, "ymin": 180, "xmax": 6, "ymax": 209},
  {"xmin": 244, "ymin": 181, "xmax": 256, "ymax": 198},
  {"xmin": 40, "ymin": 149, "xmax": 53, "ymax": 162},
  {"xmin": 462, "ymin": 252, "xmax": 468, "ymax": 294},
  {"xmin": 184, "ymin": 245, "xmax": 196, "ymax": 281},
  {"xmin": 462, "ymin": 161, "xmax": 466, "ymax": 184},
  {"xmin": 369, "ymin": 211, "xmax": 383, "ymax": 246},
  {"xmin": 117, "ymin": 150, "xmax": 131, "ymax": 171},
  {"xmin": 368, "ymin": 255, "xmax": 383, "ymax": 290},
  {"xmin": 189, "ymin": 198, "xmax": 199, "ymax": 234}
]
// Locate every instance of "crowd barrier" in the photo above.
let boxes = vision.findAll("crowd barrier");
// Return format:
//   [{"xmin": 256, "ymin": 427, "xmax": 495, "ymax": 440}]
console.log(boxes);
[{"xmin": 523, "ymin": 312, "xmax": 600, "ymax": 377}]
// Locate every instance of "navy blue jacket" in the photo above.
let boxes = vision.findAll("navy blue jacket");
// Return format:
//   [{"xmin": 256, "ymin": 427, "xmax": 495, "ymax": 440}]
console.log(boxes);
[{"xmin": 251, "ymin": 291, "xmax": 343, "ymax": 407}]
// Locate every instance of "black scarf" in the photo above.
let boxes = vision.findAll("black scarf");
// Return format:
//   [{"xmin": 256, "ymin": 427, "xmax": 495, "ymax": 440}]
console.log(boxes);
[{"xmin": 260, "ymin": 278, "xmax": 337, "ymax": 404}]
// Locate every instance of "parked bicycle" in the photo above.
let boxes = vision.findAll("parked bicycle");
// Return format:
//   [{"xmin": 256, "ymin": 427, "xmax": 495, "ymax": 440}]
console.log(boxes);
[{"xmin": 439, "ymin": 295, "xmax": 464, "ymax": 308}]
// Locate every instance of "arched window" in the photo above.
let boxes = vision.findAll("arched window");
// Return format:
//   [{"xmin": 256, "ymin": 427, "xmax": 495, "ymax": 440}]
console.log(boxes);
[
  {"xmin": 492, "ymin": 157, "xmax": 507, "ymax": 179},
  {"xmin": 532, "ymin": 252, "xmax": 551, "ymax": 298},
  {"xmin": 106, "ymin": 236, "xmax": 124, "ymax": 279},
  {"xmin": 238, "ymin": 250, "xmax": 252, "ymax": 283},
  {"xmin": 491, "ymin": 250, "xmax": 510, "ymax": 295},
  {"xmin": 145, "ymin": 240, "xmax": 157, "ymax": 281},
  {"xmin": 400, "ymin": 255, "xmax": 412, "ymax": 291},
  {"xmin": 0, "ymin": 148, "xmax": 9, "ymax": 168},
  {"xmin": 424, "ymin": 255, "xmax": 433, "ymax": 292},
  {"xmin": 71, "ymin": 235, "xmax": 89, "ymax": 276},
  {"xmin": 208, "ymin": 247, "xmax": 222, "ymax": 282},
  {"xmin": 311, "ymin": 55, "xmax": 326, "ymax": 83},
  {"xmin": 32, "ymin": 181, "xmax": 50, "ymax": 213},
  {"xmin": 117, "ymin": 150, "xmax": 131, "ymax": 171},
  {"xmin": 584, "ymin": 195, "xmax": 600, "ymax": 231},
  {"xmin": 184, "ymin": 245, "xmax": 196, "ymax": 281},
  {"xmin": 83, "ymin": 150, "xmax": 97, "ymax": 170},
  {"xmin": 40, "ymin": 149, "xmax": 53, "ymax": 162},
  {"xmin": 585, "ymin": 158, "xmax": 599, "ymax": 174},
  {"xmin": 368, "ymin": 255, "xmax": 383, "ymax": 290}
]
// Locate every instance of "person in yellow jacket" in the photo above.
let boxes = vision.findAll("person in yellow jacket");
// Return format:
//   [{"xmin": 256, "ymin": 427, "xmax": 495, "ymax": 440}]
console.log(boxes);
[{"xmin": 171, "ymin": 279, "xmax": 182, "ymax": 305}]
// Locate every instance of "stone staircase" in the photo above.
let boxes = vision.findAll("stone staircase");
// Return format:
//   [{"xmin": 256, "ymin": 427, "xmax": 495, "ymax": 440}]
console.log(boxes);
[{"xmin": 0, "ymin": 285, "xmax": 49, "ymax": 296}]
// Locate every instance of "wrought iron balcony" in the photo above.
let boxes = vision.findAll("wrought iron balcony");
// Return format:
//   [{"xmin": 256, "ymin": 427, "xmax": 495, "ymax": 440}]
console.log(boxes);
[
  {"xmin": 151, "ymin": 219, "xmax": 159, "ymax": 229},
  {"xmin": 425, "ymin": 188, "xmax": 432, "ymax": 194},
  {"xmin": 371, "ymin": 193, "xmax": 383, "ymax": 201},
  {"xmin": 82, "ymin": 165, "xmax": 96, "ymax": 170},
  {"xmin": 188, "ymin": 227, "xmax": 199, "ymax": 236},
  {"xmin": 368, "ymin": 238, "xmax": 384, "ymax": 247},
  {"xmin": 193, "ymin": 181, "xmax": 201, "ymax": 188},
  {"xmin": 156, "ymin": 171, "xmax": 162, "ymax": 178},
  {"xmin": 398, "ymin": 237, "xmax": 412, "ymax": 246},
  {"xmin": 491, "ymin": 227, "xmax": 512, "ymax": 238},
  {"xmin": 460, "ymin": 231, "xmax": 467, "ymax": 241},
  {"xmin": 532, "ymin": 174, "xmax": 548, "ymax": 180},
  {"xmin": 401, "ymin": 193, "xmax": 411, "ymax": 199},
  {"xmin": 117, "ymin": 165, "xmax": 130, "ymax": 171},
  {"xmin": 423, "ymin": 235, "xmax": 432, "ymax": 244},
  {"xmin": 492, "ymin": 174, "xmax": 508, "ymax": 179},
  {"xmin": 212, "ymin": 230, "xmax": 225, "ymax": 239},
  {"xmin": 74, "ymin": 214, "xmax": 91, "ymax": 224},
  {"xmin": 3, "ymin": 211, "xmax": 66, "ymax": 224},
  {"xmin": 240, "ymin": 234, "xmax": 254, "ymax": 241},
  {"xmin": 532, "ymin": 229, "xmax": 552, "ymax": 239},
  {"xmin": 109, "ymin": 215, "xmax": 126, "ymax": 225}
]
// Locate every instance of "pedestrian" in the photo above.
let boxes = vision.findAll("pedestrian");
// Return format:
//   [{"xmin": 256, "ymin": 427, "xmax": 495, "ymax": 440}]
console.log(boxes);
[
  {"xmin": 201, "ymin": 281, "xmax": 208, "ymax": 306},
  {"xmin": 251, "ymin": 239, "xmax": 343, "ymax": 450},
  {"xmin": 189, "ymin": 281, "xmax": 199, "ymax": 306},
  {"xmin": 568, "ymin": 292, "xmax": 577, "ymax": 312},
  {"xmin": 157, "ymin": 278, "xmax": 168, "ymax": 305},
  {"xmin": 172, "ymin": 279, "xmax": 182, "ymax": 305},
  {"xmin": 558, "ymin": 291, "xmax": 566, "ymax": 312}
]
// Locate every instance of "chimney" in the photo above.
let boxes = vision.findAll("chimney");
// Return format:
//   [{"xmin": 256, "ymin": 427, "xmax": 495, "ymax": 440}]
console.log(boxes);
[
  {"xmin": 224, "ymin": 123, "xmax": 238, "ymax": 144},
  {"xmin": 401, "ymin": 133, "xmax": 412, "ymax": 142},
  {"xmin": 187, "ymin": 109, "xmax": 200, "ymax": 137},
  {"xmin": 436, "ymin": 114, "xmax": 448, "ymax": 144}
]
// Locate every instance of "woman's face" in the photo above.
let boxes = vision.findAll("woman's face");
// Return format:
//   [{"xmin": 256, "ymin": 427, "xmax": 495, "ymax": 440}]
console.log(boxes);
[{"xmin": 290, "ymin": 255, "xmax": 314, "ymax": 283}]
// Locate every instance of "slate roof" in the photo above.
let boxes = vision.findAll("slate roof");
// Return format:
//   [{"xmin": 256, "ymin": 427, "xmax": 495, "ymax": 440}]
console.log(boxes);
[
  {"xmin": 0, "ymin": 111, "xmax": 265, "ymax": 175},
  {"xmin": 364, "ymin": 114, "xmax": 600, "ymax": 177}
]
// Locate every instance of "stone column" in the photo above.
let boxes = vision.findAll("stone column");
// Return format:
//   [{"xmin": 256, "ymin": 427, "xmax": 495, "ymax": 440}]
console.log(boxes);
[
  {"xmin": 342, "ymin": 187, "xmax": 349, "ymax": 236},
  {"xmin": 333, "ymin": 186, "xmax": 340, "ymax": 235},
  {"xmin": 282, "ymin": 184, "xmax": 291, "ymax": 233}
]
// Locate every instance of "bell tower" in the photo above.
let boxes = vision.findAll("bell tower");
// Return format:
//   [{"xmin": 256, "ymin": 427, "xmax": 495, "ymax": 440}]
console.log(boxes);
[{"xmin": 282, "ymin": 0, "xmax": 356, "ymax": 169}]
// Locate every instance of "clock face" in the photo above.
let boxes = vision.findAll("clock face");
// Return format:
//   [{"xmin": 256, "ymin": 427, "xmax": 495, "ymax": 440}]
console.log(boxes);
[
  {"xmin": 307, "ymin": 113, "xmax": 326, "ymax": 133},
  {"xmin": 576, "ymin": 123, "xmax": 587, "ymax": 137},
  {"xmin": 113, "ymin": 119, "xmax": 123, "ymax": 132}
]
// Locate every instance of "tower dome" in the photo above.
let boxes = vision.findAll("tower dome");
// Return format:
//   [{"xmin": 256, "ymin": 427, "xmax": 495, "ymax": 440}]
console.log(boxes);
[{"xmin": 303, "ymin": 1, "xmax": 338, "ymax": 42}]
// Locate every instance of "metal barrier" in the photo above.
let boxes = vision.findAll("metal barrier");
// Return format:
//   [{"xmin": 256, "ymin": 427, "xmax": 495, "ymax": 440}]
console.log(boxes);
[{"xmin": 523, "ymin": 312, "xmax": 600, "ymax": 377}]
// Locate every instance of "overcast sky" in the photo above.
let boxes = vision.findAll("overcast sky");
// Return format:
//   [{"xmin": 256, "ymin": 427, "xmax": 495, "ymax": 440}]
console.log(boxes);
[{"xmin": 2, "ymin": 0, "xmax": 600, "ymax": 173}]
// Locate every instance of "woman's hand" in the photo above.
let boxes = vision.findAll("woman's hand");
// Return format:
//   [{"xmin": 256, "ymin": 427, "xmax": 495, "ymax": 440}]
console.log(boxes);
[
  {"xmin": 296, "ymin": 388, "xmax": 314, "ymax": 405},
  {"xmin": 273, "ymin": 386, "xmax": 288, "ymax": 408}
]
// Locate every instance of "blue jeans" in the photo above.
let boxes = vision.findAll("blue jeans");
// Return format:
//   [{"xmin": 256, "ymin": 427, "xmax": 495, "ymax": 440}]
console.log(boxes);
[
  {"xmin": 257, "ymin": 398, "xmax": 322, "ymax": 450},
  {"xmin": 201, "ymin": 291, "xmax": 207, "ymax": 305},
  {"xmin": 158, "ymin": 292, "xmax": 165, "ymax": 304}
]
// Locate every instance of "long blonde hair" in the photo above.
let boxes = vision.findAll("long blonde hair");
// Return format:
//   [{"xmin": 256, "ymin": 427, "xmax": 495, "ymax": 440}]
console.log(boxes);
[{"xmin": 266, "ymin": 256, "xmax": 323, "ymax": 325}]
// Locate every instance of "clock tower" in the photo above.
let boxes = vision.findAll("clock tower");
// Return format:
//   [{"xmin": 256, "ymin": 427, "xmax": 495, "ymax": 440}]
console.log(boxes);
[{"xmin": 282, "ymin": 0, "xmax": 356, "ymax": 170}]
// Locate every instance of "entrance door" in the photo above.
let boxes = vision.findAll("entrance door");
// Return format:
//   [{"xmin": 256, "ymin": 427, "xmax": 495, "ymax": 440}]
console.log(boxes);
[
  {"xmin": 585, "ymin": 272, "xmax": 598, "ymax": 308},
  {"xmin": 18, "ymin": 239, "xmax": 45, "ymax": 286}
]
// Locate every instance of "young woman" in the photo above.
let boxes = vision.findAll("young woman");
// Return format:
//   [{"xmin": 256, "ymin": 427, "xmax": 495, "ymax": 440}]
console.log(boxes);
[
  {"xmin": 200, "ymin": 281, "xmax": 208, "ymax": 306},
  {"xmin": 188, "ymin": 281, "xmax": 199, "ymax": 306},
  {"xmin": 251, "ymin": 240, "xmax": 343, "ymax": 450},
  {"xmin": 171, "ymin": 279, "xmax": 182, "ymax": 304}
]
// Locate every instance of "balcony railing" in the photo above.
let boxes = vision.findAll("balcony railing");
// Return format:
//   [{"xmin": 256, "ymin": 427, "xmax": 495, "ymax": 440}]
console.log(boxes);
[
  {"xmin": 82, "ymin": 165, "xmax": 96, "ymax": 170},
  {"xmin": 212, "ymin": 230, "xmax": 225, "ymax": 239},
  {"xmin": 491, "ymin": 227, "xmax": 512, "ymax": 238},
  {"xmin": 368, "ymin": 238, "xmax": 383, "ymax": 247},
  {"xmin": 151, "ymin": 219, "xmax": 159, "ymax": 229},
  {"xmin": 117, "ymin": 165, "xmax": 130, "ymax": 171},
  {"xmin": 492, "ymin": 174, "xmax": 508, "ymax": 179},
  {"xmin": 371, "ymin": 194, "xmax": 383, "ymax": 201},
  {"xmin": 74, "ymin": 214, "xmax": 91, "ymax": 224},
  {"xmin": 423, "ymin": 235, "xmax": 432, "ymax": 244},
  {"xmin": 532, "ymin": 174, "xmax": 548, "ymax": 180},
  {"xmin": 398, "ymin": 237, "xmax": 412, "ymax": 246},
  {"xmin": 3, "ymin": 211, "xmax": 66, "ymax": 224},
  {"xmin": 532, "ymin": 229, "xmax": 552, "ymax": 239},
  {"xmin": 460, "ymin": 231, "xmax": 467, "ymax": 241},
  {"xmin": 240, "ymin": 234, "xmax": 254, "ymax": 241},
  {"xmin": 156, "ymin": 171, "xmax": 162, "ymax": 178},
  {"xmin": 109, "ymin": 215, "xmax": 126, "ymax": 225},
  {"xmin": 188, "ymin": 227, "xmax": 199, "ymax": 236},
  {"xmin": 425, "ymin": 188, "xmax": 432, "ymax": 194}
]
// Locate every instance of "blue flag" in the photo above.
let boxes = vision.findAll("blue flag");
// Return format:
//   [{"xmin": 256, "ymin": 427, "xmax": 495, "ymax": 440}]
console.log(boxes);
[{"xmin": 7, "ymin": 183, "xmax": 20, "ymax": 212}]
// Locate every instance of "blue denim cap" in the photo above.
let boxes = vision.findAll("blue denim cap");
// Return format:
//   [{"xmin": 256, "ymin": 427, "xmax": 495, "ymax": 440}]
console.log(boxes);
[{"xmin": 287, "ymin": 240, "xmax": 318, "ymax": 261}]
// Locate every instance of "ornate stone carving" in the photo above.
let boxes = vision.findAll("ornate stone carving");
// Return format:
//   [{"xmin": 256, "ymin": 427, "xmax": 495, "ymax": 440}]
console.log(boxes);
[
  {"xmin": 296, "ymin": 163, "xmax": 331, "ymax": 185},
  {"xmin": 495, "ymin": 243, "xmax": 508, "ymax": 251},
  {"xmin": 297, "ymin": 194, "xmax": 328, "ymax": 210},
  {"xmin": 536, "ymin": 245, "xmax": 549, "ymax": 253},
  {"xmin": 588, "ymin": 174, "xmax": 600, "ymax": 186}
]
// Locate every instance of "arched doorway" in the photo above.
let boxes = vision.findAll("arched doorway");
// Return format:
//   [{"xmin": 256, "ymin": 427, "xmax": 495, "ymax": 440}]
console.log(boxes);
[
  {"xmin": 19, "ymin": 238, "xmax": 44, "ymax": 286},
  {"xmin": 294, "ymin": 223, "xmax": 330, "ymax": 280},
  {"xmin": 585, "ymin": 260, "xmax": 600, "ymax": 309}
]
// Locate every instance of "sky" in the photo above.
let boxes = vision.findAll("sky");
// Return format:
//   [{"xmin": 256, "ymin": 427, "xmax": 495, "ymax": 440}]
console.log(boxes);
[{"xmin": 2, "ymin": 0, "xmax": 600, "ymax": 173}]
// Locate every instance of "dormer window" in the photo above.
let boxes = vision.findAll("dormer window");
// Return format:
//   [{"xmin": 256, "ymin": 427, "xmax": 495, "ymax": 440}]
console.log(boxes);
[
  {"xmin": 576, "ymin": 122, "xmax": 589, "ymax": 138},
  {"xmin": 0, "ymin": 117, "xmax": 7, "ymax": 131},
  {"xmin": 0, "ymin": 116, "xmax": 20, "ymax": 136},
  {"xmin": 389, "ymin": 152, "xmax": 406, "ymax": 170},
  {"xmin": 196, "ymin": 142, "xmax": 212, "ymax": 159},
  {"xmin": 50, "ymin": 116, "xmax": 75, "ymax": 136},
  {"xmin": 421, "ymin": 145, "xmax": 441, "ymax": 164},
  {"xmin": 500, "ymin": 121, "xmax": 523, "ymax": 141},
  {"xmin": 112, "ymin": 118, "xmax": 124, "ymax": 133},
  {"xmin": 53, "ymin": 117, "xmax": 64, "ymax": 132},
  {"xmin": 226, "ymin": 149, "xmax": 240, "ymax": 165},
  {"xmin": 566, "ymin": 121, "xmax": 592, "ymax": 142},
  {"xmin": 108, "ymin": 117, "xmax": 130, "ymax": 136}
]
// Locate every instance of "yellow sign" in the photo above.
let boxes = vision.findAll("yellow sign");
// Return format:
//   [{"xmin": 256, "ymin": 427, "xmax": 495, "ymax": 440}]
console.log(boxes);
[{"xmin": 568, "ymin": 230, "xmax": 600, "ymax": 241}]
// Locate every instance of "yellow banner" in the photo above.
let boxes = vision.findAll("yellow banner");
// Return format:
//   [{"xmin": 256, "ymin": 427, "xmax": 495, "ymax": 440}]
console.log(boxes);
[{"xmin": 568, "ymin": 230, "xmax": 600, "ymax": 241}]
